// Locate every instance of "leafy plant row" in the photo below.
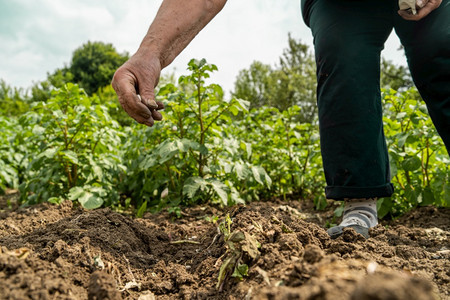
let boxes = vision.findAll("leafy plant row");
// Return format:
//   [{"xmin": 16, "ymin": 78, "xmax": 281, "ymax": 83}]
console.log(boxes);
[{"xmin": 0, "ymin": 59, "xmax": 448, "ymax": 217}]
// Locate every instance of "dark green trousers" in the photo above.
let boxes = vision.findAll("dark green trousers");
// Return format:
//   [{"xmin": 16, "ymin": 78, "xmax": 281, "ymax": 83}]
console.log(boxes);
[{"xmin": 301, "ymin": 0, "xmax": 450, "ymax": 199}]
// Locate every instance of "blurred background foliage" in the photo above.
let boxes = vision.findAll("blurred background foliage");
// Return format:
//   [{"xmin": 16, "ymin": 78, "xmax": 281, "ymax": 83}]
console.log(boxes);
[{"xmin": 0, "ymin": 37, "xmax": 447, "ymax": 218}]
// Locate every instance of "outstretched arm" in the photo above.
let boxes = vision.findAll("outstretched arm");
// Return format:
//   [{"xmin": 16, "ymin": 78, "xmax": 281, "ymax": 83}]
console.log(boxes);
[{"xmin": 112, "ymin": 0, "xmax": 227, "ymax": 126}]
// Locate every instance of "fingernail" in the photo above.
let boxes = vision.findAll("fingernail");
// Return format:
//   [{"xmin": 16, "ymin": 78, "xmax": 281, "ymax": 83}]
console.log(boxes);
[
  {"xmin": 144, "ymin": 119, "xmax": 154, "ymax": 127},
  {"xmin": 148, "ymin": 99, "xmax": 158, "ymax": 109}
]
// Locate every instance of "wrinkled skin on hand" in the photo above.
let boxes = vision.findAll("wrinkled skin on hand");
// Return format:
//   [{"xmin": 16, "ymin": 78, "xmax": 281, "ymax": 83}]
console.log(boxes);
[
  {"xmin": 398, "ymin": 0, "xmax": 442, "ymax": 21},
  {"xmin": 112, "ymin": 54, "xmax": 165, "ymax": 127}
]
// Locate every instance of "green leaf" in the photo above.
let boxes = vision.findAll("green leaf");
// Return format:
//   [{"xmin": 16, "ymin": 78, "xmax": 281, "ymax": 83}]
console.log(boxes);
[
  {"xmin": 396, "ymin": 132, "xmax": 409, "ymax": 148},
  {"xmin": 92, "ymin": 164, "xmax": 103, "ymax": 179},
  {"xmin": 404, "ymin": 186, "xmax": 419, "ymax": 205},
  {"xmin": 229, "ymin": 105, "xmax": 239, "ymax": 116},
  {"xmin": 48, "ymin": 197, "xmax": 63, "ymax": 204},
  {"xmin": 79, "ymin": 193, "xmax": 103, "ymax": 209},
  {"xmin": 232, "ymin": 264, "xmax": 248, "ymax": 280},
  {"xmin": 157, "ymin": 140, "xmax": 178, "ymax": 163},
  {"xmin": 40, "ymin": 148, "xmax": 58, "ymax": 159},
  {"xmin": 90, "ymin": 186, "xmax": 107, "ymax": 197},
  {"xmin": 396, "ymin": 112, "xmax": 407, "ymax": 119},
  {"xmin": 136, "ymin": 200, "xmax": 147, "ymax": 218},
  {"xmin": 234, "ymin": 98, "xmax": 250, "ymax": 111},
  {"xmin": 402, "ymin": 156, "xmax": 421, "ymax": 171},
  {"xmin": 62, "ymin": 150, "xmax": 79, "ymax": 164},
  {"xmin": 251, "ymin": 166, "xmax": 264, "ymax": 185},
  {"xmin": 210, "ymin": 179, "xmax": 229, "ymax": 205},
  {"xmin": 183, "ymin": 176, "xmax": 207, "ymax": 198},
  {"xmin": 251, "ymin": 166, "xmax": 272, "ymax": 187},
  {"xmin": 234, "ymin": 163, "xmax": 249, "ymax": 180},
  {"xmin": 377, "ymin": 198, "xmax": 392, "ymax": 219},
  {"xmin": 68, "ymin": 186, "xmax": 84, "ymax": 200},
  {"xmin": 32, "ymin": 125, "xmax": 45, "ymax": 136},
  {"xmin": 333, "ymin": 205, "xmax": 344, "ymax": 218},
  {"xmin": 177, "ymin": 138, "xmax": 201, "ymax": 153},
  {"xmin": 420, "ymin": 187, "xmax": 435, "ymax": 206}
]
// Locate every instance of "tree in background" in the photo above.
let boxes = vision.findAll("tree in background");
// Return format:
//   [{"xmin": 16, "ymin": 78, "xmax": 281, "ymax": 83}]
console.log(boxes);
[
  {"xmin": 234, "ymin": 34, "xmax": 317, "ymax": 123},
  {"xmin": 380, "ymin": 58, "xmax": 414, "ymax": 91},
  {"xmin": 69, "ymin": 41, "xmax": 129, "ymax": 95},
  {"xmin": 27, "ymin": 41, "xmax": 129, "ymax": 119},
  {"xmin": 234, "ymin": 34, "xmax": 414, "ymax": 123},
  {"xmin": 0, "ymin": 80, "xmax": 30, "ymax": 116},
  {"xmin": 29, "ymin": 41, "xmax": 129, "ymax": 102},
  {"xmin": 232, "ymin": 61, "xmax": 273, "ymax": 110}
]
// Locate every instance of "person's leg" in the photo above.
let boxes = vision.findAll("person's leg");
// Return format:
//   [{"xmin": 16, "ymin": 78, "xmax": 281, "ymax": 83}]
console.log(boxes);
[
  {"xmin": 306, "ymin": 0, "xmax": 395, "ymax": 200},
  {"xmin": 394, "ymin": 0, "xmax": 450, "ymax": 152}
]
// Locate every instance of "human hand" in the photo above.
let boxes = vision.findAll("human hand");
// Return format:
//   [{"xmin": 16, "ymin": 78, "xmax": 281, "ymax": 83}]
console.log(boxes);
[
  {"xmin": 112, "ymin": 53, "xmax": 165, "ymax": 126},
  {"xmin": 398, "ymin": 0, "xmax": 442, "ymax": 21}
]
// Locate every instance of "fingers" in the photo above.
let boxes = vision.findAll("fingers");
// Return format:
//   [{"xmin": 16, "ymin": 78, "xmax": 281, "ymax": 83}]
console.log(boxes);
[
  {"xmin": 112, "ymin": 70, "xmax": 157, "ymax": 126},
  {"xmin": 111, "ymin": 55, "xmax": 166, "ymax": 127},
  {"xmin": 398, "ymin": 0, "xmax": 442, "ymax": 20},
  {"xmin": 152, "ymin": 110, "xmax": 163, "ymax": 121},
  {"xmin": 140, "ymin": 97, "xmax": 165, "ymax": 121},
  {"xmin": 140, "ymin": 96, "xmax": 159, "ymax": 109},
  {"xmin": 112, "ymin": 67, "xmax": 167, "ymax": 127},
  {"xmin": 156, "ymin": 101, "xmax": 165, "ymax": 110}
]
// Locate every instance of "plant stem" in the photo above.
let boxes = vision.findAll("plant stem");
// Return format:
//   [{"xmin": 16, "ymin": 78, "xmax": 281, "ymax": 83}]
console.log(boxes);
[
  {"xmin": 71, "ymin": 164, "xmax": 78, "ymax": 188},
  {"xmin": 165, "ymin": 162, "xmax": 176, "ymax": 190},
  {"xmin": 197, "ymin": 73, "xmax": 205, "ymax": 178},
  {"xmin": 67, "ymin": 117, "xmax": 87, "ymax": 148},
  {"xmin": 424, "ymin": 138, "xmax": 430, "ymax": 187},
  {"xmin": 203, "ymin": 102, "xmax": 233, "ymax": 133}
]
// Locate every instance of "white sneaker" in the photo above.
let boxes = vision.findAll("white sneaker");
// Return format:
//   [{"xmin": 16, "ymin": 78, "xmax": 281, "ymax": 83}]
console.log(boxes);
[{"xmin": 327, "ymin": 198, "xmax": 378, "ymax": 239}]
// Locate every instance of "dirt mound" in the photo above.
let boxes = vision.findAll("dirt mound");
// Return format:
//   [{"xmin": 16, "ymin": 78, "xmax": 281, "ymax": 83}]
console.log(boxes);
[{"xmin": 0, "ymin": 199, "xmax": 448, "ymax": 299}]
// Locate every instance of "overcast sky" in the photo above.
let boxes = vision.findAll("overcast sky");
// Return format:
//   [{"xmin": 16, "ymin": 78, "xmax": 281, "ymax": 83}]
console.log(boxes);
[{"xmin": 0, "ymin": 0, "xmax": 408, "ymax": 95}]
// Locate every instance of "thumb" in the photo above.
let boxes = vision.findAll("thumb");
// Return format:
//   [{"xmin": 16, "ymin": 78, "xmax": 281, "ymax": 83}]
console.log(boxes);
[{"xmin": 139, "ymin": 88, "xmax": 159, "ymax": 110}]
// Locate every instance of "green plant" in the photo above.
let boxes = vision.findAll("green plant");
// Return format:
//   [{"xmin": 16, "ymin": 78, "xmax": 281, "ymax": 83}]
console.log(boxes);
[
  {"xmin": 230, "ymin": 105, "xmax": 325, "ymax": 206},
  {"xmin": 0, "ymin": 116, "xmax": 25, "ymax": 194},
  {"xmin": 120, "ymin": 59, "xmax": 271, "ymax": 212},
  {"xmin": 379, "ymin": 88, "xmax": 449, "ymax": 217},
  {"xmin": 218, "ymin": 214, "xmax": 233, "ymax": 239},
  {"xmin": 18, "ymin": 83, "xmax": 124, "ymax": 208},
  {"xmin": 2, "ymin": 56, "xmax": 446, "ymax": 219},
  {"xmin": 216, "ymin": 230, "xmax": 260, "ymax": 290}
]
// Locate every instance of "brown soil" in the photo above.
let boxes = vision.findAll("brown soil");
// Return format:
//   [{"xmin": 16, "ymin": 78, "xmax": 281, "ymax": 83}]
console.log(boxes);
[{"xmin": 0, "ymin": 194, "xmax": 448, "ymax": 300}]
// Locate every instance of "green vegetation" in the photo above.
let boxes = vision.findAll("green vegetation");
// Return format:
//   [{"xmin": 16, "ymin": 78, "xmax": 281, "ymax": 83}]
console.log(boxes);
[
  {"xmin": 0, "ymin": 37, "xmax": 448, "ymax": 217},
  {"xmin": 379, "ymin": 88, "xmax": 449, "ymax": 217},
  {"xmin": 233, "ymin": 34, "xmax": 317, "ymax": 123},
  {"xmin": 69, "ymin": 41, "xmax": 129, "ymax": 95},
  {"xmin": 18, "ymin": 84, "xmax": 124, "ymax": 208}
]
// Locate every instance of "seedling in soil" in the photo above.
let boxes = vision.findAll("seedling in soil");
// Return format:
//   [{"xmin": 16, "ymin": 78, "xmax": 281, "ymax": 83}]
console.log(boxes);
[
  {"xmin": 219, "ymin": 213, "xmax": 232, "ymax": 241},
  {"xmin": 204, "ymin": 215, "xmax": 219, "ymax": 224},
  {"xmin": 216, "ymin": 225, "xmax": 261, "ymax": 291},
  {"xmin": 167, "ymin": 206, "xmax": 182, "ymax": 218}
]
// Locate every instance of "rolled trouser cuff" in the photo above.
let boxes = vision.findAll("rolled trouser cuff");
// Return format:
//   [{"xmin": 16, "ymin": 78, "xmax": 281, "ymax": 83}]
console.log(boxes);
[{"xmin": 325, "ymin": 183, "xmax": 394, "ymax": 200}]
